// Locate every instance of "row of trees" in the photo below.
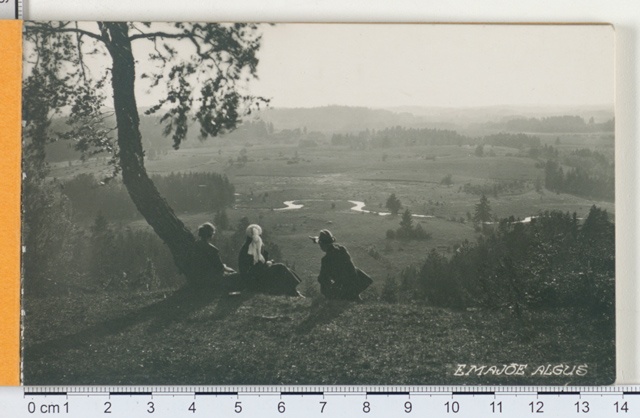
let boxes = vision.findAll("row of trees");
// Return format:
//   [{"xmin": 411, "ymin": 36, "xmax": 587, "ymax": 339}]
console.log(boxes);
[
  {"xmin": 544, "ymin": 160, "xmax": 614, "ymax": 201},
  {"xmin": 505, "ymin": 115, "xmax": 614, "ymax": 133},
  {"xmin": 461, "ymin": 180, "xmax": 529, "ymax": 198},
  {"xmin": 331, "ymin": 127, "xmax": 469, "ymax": 149}
]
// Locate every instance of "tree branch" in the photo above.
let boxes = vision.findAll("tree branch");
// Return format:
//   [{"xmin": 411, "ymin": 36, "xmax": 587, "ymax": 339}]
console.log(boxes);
[
  {"xmin": 27, "ymin": 22, "xmax": 106, "ymax": 44},
  {"xmin": 129, "ymin": 31, "xmax": 194, "ymax": 42}
]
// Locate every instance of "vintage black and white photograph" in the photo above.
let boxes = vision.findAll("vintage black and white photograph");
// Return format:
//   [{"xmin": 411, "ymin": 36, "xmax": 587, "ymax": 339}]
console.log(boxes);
[{"xmin": 21, "ymin": 22, "xmax": 615, "ymax": 385}]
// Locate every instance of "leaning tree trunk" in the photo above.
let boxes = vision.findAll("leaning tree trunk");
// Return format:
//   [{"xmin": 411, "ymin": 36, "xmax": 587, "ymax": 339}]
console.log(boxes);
[{"xmin": 104, "ymin": 23, "xmax": 199, "ymax": 282}]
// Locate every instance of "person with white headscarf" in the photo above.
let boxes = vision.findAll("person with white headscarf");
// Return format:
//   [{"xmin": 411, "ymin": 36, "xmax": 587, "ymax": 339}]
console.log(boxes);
[{"xmin": 238, "ymin": 224, "xmax": 303, "ymax": 296}]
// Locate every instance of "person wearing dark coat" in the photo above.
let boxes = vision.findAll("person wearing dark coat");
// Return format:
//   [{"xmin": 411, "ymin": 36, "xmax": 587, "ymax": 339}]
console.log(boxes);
[
  {"xmin": 191, "ymin": 222, "xmax": 237, "ymax": 291},
  {"xmin": 238, "ymin": 224, "xmax": 303, "ymax": 296},
  {"xmin": 311, "ymin": 229, "xmax": 373, "ymax": 301}
]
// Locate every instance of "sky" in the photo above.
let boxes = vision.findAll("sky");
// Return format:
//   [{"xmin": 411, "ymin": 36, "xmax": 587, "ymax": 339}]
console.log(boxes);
[
  {"xmin": 246, "ymin": 23, "xmax": 615, "ymax": 109},
  {"xmin": 43, "ymin": 22, "xmax": 614, "ymax": 110},
  {"xmin": 26, "ymin": 22, "xmax": 615, "ymax": 109}
]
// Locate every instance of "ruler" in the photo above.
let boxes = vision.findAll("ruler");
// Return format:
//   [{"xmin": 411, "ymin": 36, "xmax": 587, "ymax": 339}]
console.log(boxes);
[
  {"xmin": 0, "ymin": 0, "xmax": 20, "ymax": 19},
  {"xmin": 1, "ymin": 386, "xmax": 639, "ymax": 417}
]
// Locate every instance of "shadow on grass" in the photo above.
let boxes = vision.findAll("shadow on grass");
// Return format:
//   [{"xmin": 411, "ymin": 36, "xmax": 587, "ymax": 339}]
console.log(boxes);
[
  {"xmin": 211, "ymin": 292, "xmax": 254, "ymax": 321},
  {"xmin": 294, "ymin": 298, "xmax": 353, "ymax": 335},
  {"xmin": 25, "ymin": 286, "xmax": 243, "ymax": 358}
]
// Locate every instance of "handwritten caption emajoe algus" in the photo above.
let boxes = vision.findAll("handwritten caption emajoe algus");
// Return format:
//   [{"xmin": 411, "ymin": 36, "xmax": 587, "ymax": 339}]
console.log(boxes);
[{"xmin": 451, "ymin": 363, "xmax": 590, "ymax": 377}]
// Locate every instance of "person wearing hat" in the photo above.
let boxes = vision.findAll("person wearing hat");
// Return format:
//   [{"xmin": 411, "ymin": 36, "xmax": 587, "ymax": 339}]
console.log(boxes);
[
  {"xmin": 191, "ymin": 222, "xmax": 237, "ymax": 291},
  {"xmin": 311, "ymin": 229, "xmax": 373, "ymax": 301},
  {"xmin": 239, "ymin": 224, "xmax": 303, "ymax": 296}
]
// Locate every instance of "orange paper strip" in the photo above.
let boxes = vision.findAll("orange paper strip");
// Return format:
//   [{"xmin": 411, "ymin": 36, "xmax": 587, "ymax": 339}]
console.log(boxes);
[{"xmin": 0, "ymin": 20, "xmax": 23, "ymax": 386}]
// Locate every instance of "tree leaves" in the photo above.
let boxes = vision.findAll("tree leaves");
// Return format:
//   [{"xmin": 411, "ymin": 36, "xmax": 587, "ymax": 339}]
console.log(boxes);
[{"xmin": 24, "ymin": 21, "xmax": 269, "ymax": 158}]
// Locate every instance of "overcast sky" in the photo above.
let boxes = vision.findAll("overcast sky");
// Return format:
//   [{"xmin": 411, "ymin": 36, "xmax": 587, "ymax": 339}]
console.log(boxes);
[
  {"xmin": 245, "ymin": 23, "xmax": 614, "ymax": 109},
  {"xmin": 106, "ymin": 23, "xmax": 616, "ymax": 110}
]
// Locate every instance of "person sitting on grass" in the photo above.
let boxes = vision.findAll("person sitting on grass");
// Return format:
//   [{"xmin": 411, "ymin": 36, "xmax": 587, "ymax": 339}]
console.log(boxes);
[
  {"xmin": 238, "ymin": 224, "xmax": 303, "ymax": 297},
  {"xmin": 310, "ymin": 229, "xmax": 373, "ymax": 301},
  {"xmin": 191, "ymin": 222, "xmax": 237, "ymax": 292}
]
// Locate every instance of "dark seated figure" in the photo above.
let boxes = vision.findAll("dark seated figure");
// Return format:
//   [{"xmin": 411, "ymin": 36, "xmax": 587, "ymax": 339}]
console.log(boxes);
[
  {"xmin": 239, "ymin": 224, "xmax": 302, "ymax": 297},
  {"xmin": 190, "ymin": 222, "xmax": 239, "ymax": 292},
  {"xmin": 312, "ymin": 229, "xmax": 373, "ymax": 301}
]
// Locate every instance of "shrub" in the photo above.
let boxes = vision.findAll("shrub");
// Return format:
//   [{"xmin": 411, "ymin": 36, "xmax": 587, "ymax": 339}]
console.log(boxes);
[{"xmin": 385, "ymin": 193, "xmax": 402, "ymax": 215}]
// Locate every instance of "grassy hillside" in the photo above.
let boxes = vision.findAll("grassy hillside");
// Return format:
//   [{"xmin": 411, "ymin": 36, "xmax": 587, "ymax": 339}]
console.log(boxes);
[{"xmin": 23, "ymin": 289, "xmax": 614, "ymax": 385}]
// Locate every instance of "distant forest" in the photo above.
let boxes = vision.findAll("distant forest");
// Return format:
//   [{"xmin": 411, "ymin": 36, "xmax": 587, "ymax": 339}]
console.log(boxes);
[
  {"xmin": 543, "ymin": 148, "xmax": 614, "ymax": 201},
  {"xmin": 332, "ymin": 127, "xmax": 469, "ymax": 148},
  {"xmin": 504, "ymin": 115, "xmax": 614, "ymax": 133},
  {"xmin": 479, "ymin": 115, "xmax": 615, "ymax": 133}
]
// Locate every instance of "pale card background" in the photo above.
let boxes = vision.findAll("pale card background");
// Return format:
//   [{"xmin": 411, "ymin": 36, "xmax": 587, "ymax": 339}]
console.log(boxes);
[{"xmin": 19, "ymin": 0, "xmax": 640, "ymax": 385}]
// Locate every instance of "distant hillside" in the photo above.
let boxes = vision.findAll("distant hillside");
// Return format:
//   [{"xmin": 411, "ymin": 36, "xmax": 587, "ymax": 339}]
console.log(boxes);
[
  {"xmin": 257, "ymin": 105, "xmax": 614, "ymax": 134},
  {"xmin": 42, "ymin": 104, "xmax": 615, "ymax": 162},
  {"xmin": 257, "ymin": 106, "xmax": 443, "ymax": 133}
]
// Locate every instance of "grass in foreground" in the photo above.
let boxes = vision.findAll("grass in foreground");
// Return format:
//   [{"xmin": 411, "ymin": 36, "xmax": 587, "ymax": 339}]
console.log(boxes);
[{"xmin": 23, "ymin": 288, "xmax": 614, "ymax": 385}]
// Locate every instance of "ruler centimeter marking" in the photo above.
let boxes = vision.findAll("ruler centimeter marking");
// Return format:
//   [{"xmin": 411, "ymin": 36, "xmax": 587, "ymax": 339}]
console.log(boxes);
[
  {"xmin": 17, "ymin": 386, "xmax": 640, "ymax": 396},
  {"xmin": 6, "ymin": 386, "xmax": 640, "ymax": 417}
]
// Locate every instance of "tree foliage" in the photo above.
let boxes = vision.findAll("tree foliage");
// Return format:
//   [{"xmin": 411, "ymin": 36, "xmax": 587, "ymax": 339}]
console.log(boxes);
[
  {"xmin": 543, "ymin": 150, "xmax": 614, "ymax": 202},
  {"xmin": 23, "ymin": 22, "xmax": 269, "ymax": 285},
  {"xmin": 399, "ymin": 208, "xmax": 414, "ymax": 232},
  {"xmin": 24, "ymin": 22, "xmax": 268, "ymax": 156},
  {"xmin": 385, "ymin": 193, "xmax": 402, "ymax": 216},
  {"xmin": 473, "ymin": 194, "xmax": 492, "ymax": 224},
  {"xmin": 400, "ymin": 208, "xmax": 614, "ymax": 326},
  {"xmin": 387, "ymin": 208, "xmax": 431, "ymax": 241}
]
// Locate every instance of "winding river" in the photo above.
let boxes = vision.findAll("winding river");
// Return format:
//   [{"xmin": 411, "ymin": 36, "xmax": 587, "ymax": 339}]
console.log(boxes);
[
  {"xmin": 274, "ymin": 199, "xmax": 434, "ymax": 218},
  {"xmin": 348, "ymin": 200, "xmax": 435, "ymax": 218},
  {"xmin": 274, "ymin": 200, "xmax": 550, "ymax": 224},
  {"xmin": 274, "ymin": 200, "xmax": 305, "ymax": 210}
]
